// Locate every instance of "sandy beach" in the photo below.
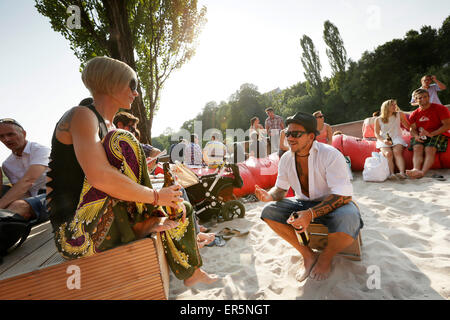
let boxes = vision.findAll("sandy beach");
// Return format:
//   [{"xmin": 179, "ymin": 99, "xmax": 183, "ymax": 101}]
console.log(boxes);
[{"xmin": 169, "ymin": 169, "xmax": 450, "ymax": 300}]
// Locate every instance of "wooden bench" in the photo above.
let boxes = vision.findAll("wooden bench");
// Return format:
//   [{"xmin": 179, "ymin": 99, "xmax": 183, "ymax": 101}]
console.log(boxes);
[
  {"xmin": 0, "ymin": 221, "xmax": 170, "ymax": 300},
  {"xmin": 307, "ymin": 223, "xmax": 363, "ymax": 261}
]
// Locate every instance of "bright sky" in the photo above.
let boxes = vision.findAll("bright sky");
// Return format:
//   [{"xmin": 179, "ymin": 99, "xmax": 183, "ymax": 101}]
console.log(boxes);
[{"xmin": 1, "ymin": 0, "xmax": 450, "ymax": 162}]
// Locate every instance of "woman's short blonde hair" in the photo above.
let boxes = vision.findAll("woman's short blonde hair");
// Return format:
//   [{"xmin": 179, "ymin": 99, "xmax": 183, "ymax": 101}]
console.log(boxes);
[{"xmin": 81, "ymin": 56, "xmax": 137, "ymax": 95}]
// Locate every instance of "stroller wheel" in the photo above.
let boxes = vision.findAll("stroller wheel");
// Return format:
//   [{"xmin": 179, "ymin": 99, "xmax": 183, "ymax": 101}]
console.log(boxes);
[{"xmin": 221, "ymin": 200, "xmax": 245, "ymax": 221}]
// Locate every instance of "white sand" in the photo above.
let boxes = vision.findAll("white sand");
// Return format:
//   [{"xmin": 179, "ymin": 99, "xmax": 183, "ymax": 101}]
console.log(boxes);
[{"xmin": 169, "ymin": 169, "xmax": 450, "ymax": 300}]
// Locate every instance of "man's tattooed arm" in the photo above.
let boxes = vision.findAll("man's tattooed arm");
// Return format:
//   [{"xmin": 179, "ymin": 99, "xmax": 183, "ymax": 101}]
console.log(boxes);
[{"xmin": 310, "ymin": 194, "xmax": 352, "ymax": 219}]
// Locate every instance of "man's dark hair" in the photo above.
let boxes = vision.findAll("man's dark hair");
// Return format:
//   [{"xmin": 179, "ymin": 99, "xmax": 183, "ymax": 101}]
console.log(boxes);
[
  {"xmin": 413, "ymin": 88, "xmax": 429, "ymax": 98},
  {"xmin": 265, "ymin": 107, "xmax": 274, "ymax": 112},
  {"xmin": 113, "ymin": 111, "xmax": 139, "ymax": 127}
]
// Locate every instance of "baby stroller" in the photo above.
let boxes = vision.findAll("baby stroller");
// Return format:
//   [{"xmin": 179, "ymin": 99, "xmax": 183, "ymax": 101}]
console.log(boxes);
[{"xmin": 172, "ymin": 162, "xmax": 245, "ymax": 223}]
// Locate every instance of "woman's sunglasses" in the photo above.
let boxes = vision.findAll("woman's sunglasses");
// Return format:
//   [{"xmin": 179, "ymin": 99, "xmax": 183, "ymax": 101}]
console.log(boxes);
[
  {"xmin": 285, "ymin": 130, "xmax": 308, "ymax": 138},
  {"xmin": 129, "ymin": 79, "xmax": 138, "ymax": 91}
]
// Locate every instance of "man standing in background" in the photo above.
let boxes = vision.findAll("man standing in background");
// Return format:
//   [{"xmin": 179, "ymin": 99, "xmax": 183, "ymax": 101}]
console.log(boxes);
[
  {"xmin": 264, "ymin": 107, "xmax": 285, "ymax": 153},
  {"xmin": 411, "ymin": 75, "xmax": 446, "ymax": 106}
]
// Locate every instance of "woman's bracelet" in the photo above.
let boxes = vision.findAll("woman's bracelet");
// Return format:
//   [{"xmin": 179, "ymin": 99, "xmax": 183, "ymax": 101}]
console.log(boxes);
[
  {"xmin": 152, "ymin": 189, "xmax": 159, "ymax": 206},
  {"xmin": 309, "ymin": 208, "xmax": 315, "ymax": 222}
]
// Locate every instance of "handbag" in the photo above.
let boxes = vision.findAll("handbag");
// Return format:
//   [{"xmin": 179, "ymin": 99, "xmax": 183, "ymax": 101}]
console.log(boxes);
[
  {"xmin": 362, "ymin": 152, "xmax": 390, "ymax": 182},
  {"xmin": 0, "ymin": 209, "xmax": 32, "ymax": 258}
]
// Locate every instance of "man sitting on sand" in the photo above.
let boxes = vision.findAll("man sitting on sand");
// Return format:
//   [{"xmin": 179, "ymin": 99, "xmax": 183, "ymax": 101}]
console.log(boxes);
[
  {"xmin": 406, "ymin": 89, "xmax": 450, "ymax": 179},
  {"xmin": 256, "ymin": 112, "xmax": 363, "ymax": 281}
]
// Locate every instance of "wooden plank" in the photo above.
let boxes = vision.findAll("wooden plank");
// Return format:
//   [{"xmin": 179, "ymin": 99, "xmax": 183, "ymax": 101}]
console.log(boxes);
[
  {"xmin": 0, "ymin": 237, "xmax": 167, "ymax": 300},
  {"xmin": 0, "ymin": 221, "xmax": 53, "ymax": 276},
  {"xmin": 153, "ymin": 232, "xmax": 170, "ymax": 299},
  {"xmin": 40, "ymin": 251, "xmax": 66, "ymax": 269},
  {"xmin": 0, "ymin": 237, "xmax": 57, "ymax": 280}
]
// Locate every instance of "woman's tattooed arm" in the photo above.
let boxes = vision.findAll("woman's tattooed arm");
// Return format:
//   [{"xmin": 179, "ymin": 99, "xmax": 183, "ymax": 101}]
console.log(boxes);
[{"xmin": 56, "ymin": 107, "xmax": 77, "ymax": 133}]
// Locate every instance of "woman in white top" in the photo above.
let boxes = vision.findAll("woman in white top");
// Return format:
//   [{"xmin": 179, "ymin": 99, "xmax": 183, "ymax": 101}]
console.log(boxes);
[
  {"xmin": 374, "ymin": 99, "xmax": 410, "ymax": 179},
  {"xmin": 249, "ymin": 116, "xmax": 266, "ymax": 138}
]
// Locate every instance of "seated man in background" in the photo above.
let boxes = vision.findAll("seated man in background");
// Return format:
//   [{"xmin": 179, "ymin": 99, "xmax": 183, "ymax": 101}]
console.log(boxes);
[
  {"xmin": 184, "ymin": 133, "xmax": 203, "ymax": 167},
  {"xmin": 406, "ymin": 89, "xmax": 450, "ymax": 179},
  {"xmin": 203, "ymin": 134, "xmax": 227, "ymax": 167},
  {"xmin": 113, "ymin": 111, "xmax": 161, "ymax": 159},
  {"xmin": 0, "ymin": 118, "xmax": 50, "ymax": 225}
]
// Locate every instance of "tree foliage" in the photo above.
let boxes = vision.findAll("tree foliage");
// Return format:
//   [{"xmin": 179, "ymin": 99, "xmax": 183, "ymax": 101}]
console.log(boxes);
[
  {"xmin": 323, "ymin": 20, "xmax": 347, "ymax": 91},
  {"xmin": 35, "ymin": 0, "xmax": 206, "ymax": 143},
  {"xmin": 158, "ymin": 16, "xmax": 450, "ymax": 145},
  {"xmin": 299, "ymin": 35, "xmax": 323, "ymax": 99}
]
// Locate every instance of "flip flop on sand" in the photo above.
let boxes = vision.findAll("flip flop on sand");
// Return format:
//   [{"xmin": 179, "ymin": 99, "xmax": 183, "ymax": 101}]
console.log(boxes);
[
  {"xmin": 216, "ymin": 227, "xmax": 250, "ymax": 239},
  {"xmin": 432, "ymin": 174, "xmax": 446, "ymax": 181},
  {"xmin": 206, "ymin": 235, "xmax": 227, "ymax": 247},
  {"xmin": 395, "ymin": 173, "xmax": 407, "ymax": 180}
]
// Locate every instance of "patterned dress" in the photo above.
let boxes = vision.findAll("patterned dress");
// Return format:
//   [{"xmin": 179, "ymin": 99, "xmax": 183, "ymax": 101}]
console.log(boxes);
[{"xmin": 53, "ymin": 129, "xmax": 202, "ymax": 280}]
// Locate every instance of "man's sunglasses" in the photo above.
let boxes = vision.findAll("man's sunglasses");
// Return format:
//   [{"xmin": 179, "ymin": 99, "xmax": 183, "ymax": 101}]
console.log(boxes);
[
  {"xmin": 285, "ymin": 130, "xmax": 308, "ymax": 138},
  {"xmin": 129, "ymin": 78, "xmax": 138, "ymax": 91},
  {"xmin": 0, "ymin": 118, "xmax": 24, "ymax": 130}
]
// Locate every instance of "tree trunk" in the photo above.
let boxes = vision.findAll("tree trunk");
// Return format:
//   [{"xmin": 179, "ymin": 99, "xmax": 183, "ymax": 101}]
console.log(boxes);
[{"xmin": 102, "ymin": 0, "xmax": 152, "ymax": 144}]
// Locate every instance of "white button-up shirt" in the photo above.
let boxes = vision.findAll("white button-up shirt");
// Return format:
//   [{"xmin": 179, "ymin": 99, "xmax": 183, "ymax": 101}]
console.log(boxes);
[
  {"xmin": 2, "ymin": 141, "xmax": 50, "ymax": 196},
  {"xmin": 275, "ymin": 141, "xmax": 352, "ymax": 201}
]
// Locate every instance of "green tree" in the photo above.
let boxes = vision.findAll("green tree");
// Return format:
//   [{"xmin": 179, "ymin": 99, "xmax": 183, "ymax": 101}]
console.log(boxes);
[
  {"xmin": 323, "ymin": 20, "xmax": 347, "ymax": 91},
  {"xmin": 300, "ymin": 35, "xmax": 323, "ymax": 99},
  {"xmin": 35, "ymin": 0, "xmax": 206, "ymax": 144}
]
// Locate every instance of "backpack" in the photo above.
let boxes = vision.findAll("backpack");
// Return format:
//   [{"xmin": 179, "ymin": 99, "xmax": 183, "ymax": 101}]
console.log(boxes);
[{"xmin": 0, "ymin": 209, "xmax": 32, "ymax": 260}]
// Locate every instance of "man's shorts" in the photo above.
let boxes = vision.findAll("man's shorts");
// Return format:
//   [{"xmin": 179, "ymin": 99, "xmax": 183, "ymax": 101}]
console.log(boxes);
[
  {"xmin": 260, "ymin": 198, "xmax": 364, "ymax": 240},
  {"xmin": 409, "ymin": 135, "xmax": 448, "ymax": 153},
  {"xmin": 24, "ymin": 193, "xmax": 49, "ymax": 226}
]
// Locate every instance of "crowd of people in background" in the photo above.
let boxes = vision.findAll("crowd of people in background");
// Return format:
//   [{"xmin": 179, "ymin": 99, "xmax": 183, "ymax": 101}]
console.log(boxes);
[{"xmin": 362, "ymin": 75, "xmax": 450, "ymax": 180}]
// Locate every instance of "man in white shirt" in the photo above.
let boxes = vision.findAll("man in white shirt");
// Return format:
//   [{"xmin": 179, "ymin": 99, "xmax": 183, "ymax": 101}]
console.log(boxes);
[
  {"xmin": 255, "ymin": 112, "xmax": 363, "ymax": 282},
  {"xmin": 0, "ymin": 118, "xmax": 50, "ymax": 224},
  {"xmin": 411, "ymin": 75, "xmax": 446, "ymax": 106}
]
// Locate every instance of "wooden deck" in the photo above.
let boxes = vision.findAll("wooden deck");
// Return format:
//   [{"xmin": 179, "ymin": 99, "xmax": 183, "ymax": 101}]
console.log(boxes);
[{"xmin": 0, "ymin": 221, "xmax": 170, "ymax": 300}]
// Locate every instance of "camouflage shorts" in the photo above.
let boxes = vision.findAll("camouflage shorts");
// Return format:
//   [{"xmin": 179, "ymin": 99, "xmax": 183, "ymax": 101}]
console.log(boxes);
[{"xmin": 409, "ymin": 134, "xmax": 448, "ymax": 153}]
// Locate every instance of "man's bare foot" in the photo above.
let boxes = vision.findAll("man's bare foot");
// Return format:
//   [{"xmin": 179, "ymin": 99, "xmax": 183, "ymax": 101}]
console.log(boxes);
[
  {"xmin": 310, "ymin": 254, "xmax": 332, "ymax": 281},
  {"xmin": 406, "ymin": 169, "xmax": 424, "ymax": 179},
  {"xmin": 184, "ymin": 268, "xmax": 219, "ymax": 287},
  {"xmin": 296, "ymin": 252, "xmax": 319, "ymax": 282},
  {"xmin": 197, "ymin": 232, "xmax": 215, "ymax": 248}
]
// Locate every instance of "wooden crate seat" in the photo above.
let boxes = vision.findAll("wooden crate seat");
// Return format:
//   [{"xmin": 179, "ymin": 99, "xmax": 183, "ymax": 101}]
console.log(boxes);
[
  {"xmin": 0, "ymin": 222, "xmax": 170, "ymax": 300},
  {"xmin": 307, "ymin": 223, "xmax": 362, "ymax": 261}
]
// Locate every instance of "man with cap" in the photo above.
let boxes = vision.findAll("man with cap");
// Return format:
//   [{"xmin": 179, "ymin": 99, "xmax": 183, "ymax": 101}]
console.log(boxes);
[
  {"xmin": 255, "ymin": 112, "xmax": 363, "ymax": 281},
  {"xmin": 0, "ymin": 118, "xmax": 50, "ymax": 224}
]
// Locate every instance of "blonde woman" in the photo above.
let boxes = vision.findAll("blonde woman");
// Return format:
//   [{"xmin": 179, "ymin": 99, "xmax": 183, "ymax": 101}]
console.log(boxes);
[
  {"xmin": 313, "ymin": 111, "xmax": 332, "ymax": 145},
  {"xmin": 46, "ymin": 56, "xmax": 217, "ymax": 286},
  {"xmin": 374, "ymin": 99, "xmax": 410, "ymax": 179}
]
